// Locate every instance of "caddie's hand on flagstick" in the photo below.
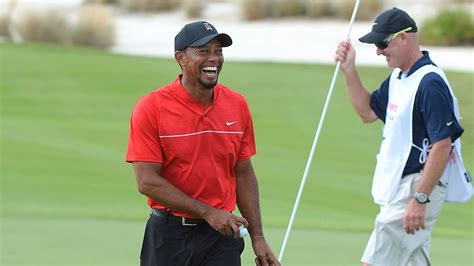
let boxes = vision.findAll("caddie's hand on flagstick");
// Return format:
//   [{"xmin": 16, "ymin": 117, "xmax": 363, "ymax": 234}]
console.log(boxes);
[{"xmin": 335, "ymin": 40, "xmax": 356, "ymax": 73}]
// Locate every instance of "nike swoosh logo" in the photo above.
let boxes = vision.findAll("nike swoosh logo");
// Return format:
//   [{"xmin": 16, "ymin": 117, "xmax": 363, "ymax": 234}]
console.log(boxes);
[
  {"xmin": 447, "ymin": 121, "xmax": 453, "ymax": 126},
  {"xmin": 226, "ymin": 121, "xmax": 237, "ymax": 126}
]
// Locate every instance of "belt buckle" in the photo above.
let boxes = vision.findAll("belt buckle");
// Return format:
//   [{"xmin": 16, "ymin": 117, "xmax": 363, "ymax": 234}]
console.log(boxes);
[{"xmin": 181, "ymin": 217, "xmax": 197, "ymax": 226}]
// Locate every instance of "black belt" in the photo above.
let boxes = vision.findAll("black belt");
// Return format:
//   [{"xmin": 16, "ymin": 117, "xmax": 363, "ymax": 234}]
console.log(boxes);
[{"xmin": 150, "ymin": 209, "xmax": 205, "ymax": 226}]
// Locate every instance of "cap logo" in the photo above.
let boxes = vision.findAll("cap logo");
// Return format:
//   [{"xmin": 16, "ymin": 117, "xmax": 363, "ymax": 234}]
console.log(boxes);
[{"xmin": 203, "ymin": 22, "xmax": 213, "ymax": 31}]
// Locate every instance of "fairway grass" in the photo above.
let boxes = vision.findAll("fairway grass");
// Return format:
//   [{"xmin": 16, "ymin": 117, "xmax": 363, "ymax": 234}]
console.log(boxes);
[
  {"xmin": 1, "ymin": 43, "xmax": 472, "ymax": 265},
  {"xmin": 2, "ymin": 217, "xmax": 472, "ymax": 265}
]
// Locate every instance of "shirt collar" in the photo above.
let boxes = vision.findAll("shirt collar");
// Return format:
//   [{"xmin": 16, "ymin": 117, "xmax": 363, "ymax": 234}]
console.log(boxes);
[
  {"xmin": 171, "ymin": 74, "xmax": 220, "ymax": 105},
  {"xmin": 398, "ymin": 51, "xmax": 436, "ymax": 79}
]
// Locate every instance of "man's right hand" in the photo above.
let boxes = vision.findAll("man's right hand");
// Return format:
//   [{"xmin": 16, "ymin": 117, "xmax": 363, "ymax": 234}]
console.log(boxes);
[
  {"xmin": 203, "ymin": 208, "xmax": 249, "ymax": 238},
  {"xmin": 333, "ymin": 40, "xmax": 377, "ymax": 123},
  {"xmin": 334, "ymin": 40, "xmax": 356, "ymax": 73}
]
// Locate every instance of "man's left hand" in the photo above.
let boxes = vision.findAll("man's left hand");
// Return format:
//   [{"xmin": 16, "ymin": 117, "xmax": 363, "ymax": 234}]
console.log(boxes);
[
  {"xmin": 251, "ymin": 236, "xmax": 280, "ymax": 266},
  {"xmin": 403, "ymin": 198, "xmax": 427, "ymax": 234}
]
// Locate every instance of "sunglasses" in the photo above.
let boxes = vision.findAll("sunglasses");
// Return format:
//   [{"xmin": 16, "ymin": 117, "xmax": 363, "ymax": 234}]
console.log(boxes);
[{"xmin": 375, "ymin": 27, "xmax": 413, "ymax": 50}]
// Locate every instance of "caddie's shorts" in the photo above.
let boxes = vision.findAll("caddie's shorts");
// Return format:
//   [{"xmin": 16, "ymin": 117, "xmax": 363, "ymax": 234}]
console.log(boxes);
[
  {"xmin": 361, "ymin": 172, "xmax": 446, "ymax": 266},
  {"xmin": 140, "ymin": 209, "xmax": 244, "ymax": 266}
]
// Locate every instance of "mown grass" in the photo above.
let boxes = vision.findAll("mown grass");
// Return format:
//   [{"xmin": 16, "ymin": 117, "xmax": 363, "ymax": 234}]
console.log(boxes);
[{"xmin": 1, "ymin": 43, "xmax": 472, "ymax": 265}]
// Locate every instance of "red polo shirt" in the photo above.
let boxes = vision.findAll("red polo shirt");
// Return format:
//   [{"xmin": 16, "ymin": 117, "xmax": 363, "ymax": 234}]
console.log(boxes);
[{"xmin": 126, "ymin": 75, "xmax": 256, "ymax": 218}]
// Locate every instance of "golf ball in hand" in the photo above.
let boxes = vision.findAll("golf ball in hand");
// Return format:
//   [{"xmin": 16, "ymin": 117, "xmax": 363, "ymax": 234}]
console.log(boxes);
[{"xmin": 239, "ymin": 225, "xmax": 248, "ymax": 238}]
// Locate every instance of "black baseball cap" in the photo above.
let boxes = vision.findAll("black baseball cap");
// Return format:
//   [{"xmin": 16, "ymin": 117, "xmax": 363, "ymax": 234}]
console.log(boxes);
[
  {"xmin": 174, "ymin": 21, "xmax": 232, "ymax": 51},
  {"xmin": 359, "ymin": 7, "xmax": 417, "ymax": 44}
]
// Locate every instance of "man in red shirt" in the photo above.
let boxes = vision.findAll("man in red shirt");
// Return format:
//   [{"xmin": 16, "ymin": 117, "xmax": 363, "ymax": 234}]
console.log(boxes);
[{"xmin": 126, "ymin": 21, "xmax": 280, "ymax": 266}]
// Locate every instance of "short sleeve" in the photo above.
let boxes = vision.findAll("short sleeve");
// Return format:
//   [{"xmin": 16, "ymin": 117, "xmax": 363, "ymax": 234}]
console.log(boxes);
[
  {"xmin": 125, "ymin": 94, "xmax": 163, "ymax": 163},
  {"xmin": 237, "ymin": 99, "xmax": 256, "ymax": 161},
  {"xmin": 370, "ymin": 76, "xmax": 391, "ymax": 122},
  {"xmin": 418, "ymin": 74, "xmax": 464, "ymax": 144}
]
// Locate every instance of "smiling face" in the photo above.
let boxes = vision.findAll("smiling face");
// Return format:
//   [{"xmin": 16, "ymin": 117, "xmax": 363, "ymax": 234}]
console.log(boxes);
[
  {"xmin": 176, "ymin": 38, "xmax": 224, "ymax": 91},
  {"xmin": 376, "ymin": 32, "xmax": 408, "ymax": 70}
]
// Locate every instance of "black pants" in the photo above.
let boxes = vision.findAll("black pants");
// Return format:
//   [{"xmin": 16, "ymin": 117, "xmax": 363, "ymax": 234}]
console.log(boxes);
[{"xmin": 140, "ymin": 212, "xmax": 245, "ymax": 266}]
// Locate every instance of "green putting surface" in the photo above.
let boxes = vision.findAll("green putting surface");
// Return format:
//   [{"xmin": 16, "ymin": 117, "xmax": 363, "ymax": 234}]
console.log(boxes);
[{"xmin": 1, "ymin": 43, "xmax": 472, "ymax": 265}]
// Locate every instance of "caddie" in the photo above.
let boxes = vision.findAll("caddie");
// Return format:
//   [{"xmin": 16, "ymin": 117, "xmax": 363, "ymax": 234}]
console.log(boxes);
[{"xmin": 334, "ymin": 7, "xmax": 471, "ymax": 265}]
